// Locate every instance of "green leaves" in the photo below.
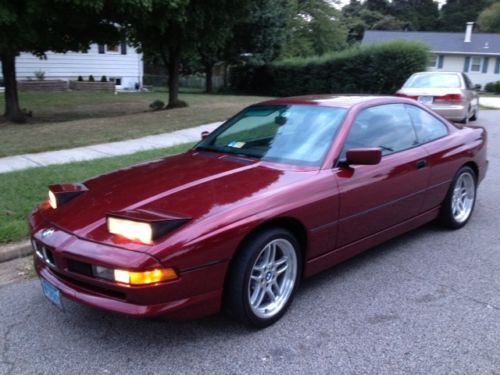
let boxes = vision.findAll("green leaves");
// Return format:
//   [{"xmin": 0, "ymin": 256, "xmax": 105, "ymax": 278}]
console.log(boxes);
[{"xmin": 231, "ymin": 41, "xmax": 429, "ymax": 96}]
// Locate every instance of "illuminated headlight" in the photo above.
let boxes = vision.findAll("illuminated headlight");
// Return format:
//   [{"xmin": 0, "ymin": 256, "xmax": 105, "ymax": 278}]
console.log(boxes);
[
  {"xmin": 107, "ymin": 217, "xmax": 154, "ymax": 244},
  {"xmin": 48, "ymin": 183, "xmax": 87, "ymax": 209},
  {"xmin": 92, "ymin": 265, "xmax": 177, "ymax": 285},
  {"xmin": 106, "ymin": 211, "xmax": 190, "ymax": 244},
  {"xmin": 48, "ymin": 190, "xmax": 58, "ymax": 209}
]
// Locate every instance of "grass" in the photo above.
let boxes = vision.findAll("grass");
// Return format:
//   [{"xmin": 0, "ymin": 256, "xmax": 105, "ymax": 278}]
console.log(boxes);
[
  {"xmin": 0, "ymin": 143, "xmax": 193, "ymax": 244},
  {"xmin": 0, "ymin": 90, "xmax": 270, "ymax": 157}
]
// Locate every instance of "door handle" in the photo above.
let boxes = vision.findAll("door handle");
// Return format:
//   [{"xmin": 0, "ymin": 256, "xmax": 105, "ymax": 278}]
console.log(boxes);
[{"xmin": 416, "ymin": 159, "xmax": 427, "ymax": 170}]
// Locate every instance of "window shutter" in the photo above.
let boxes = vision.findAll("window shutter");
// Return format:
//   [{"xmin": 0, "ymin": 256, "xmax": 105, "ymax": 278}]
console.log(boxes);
[
  {"xmin": 463, "ymin": 56, "xmax": 470, "ymax": 72},
  {"xmin": 495, "ymin": 58, "xmax": 500, "ymax": 74},
  {"xmin": 121, "ymin": 42, "xmax": 127, "ymax": 55},
  {"xmin": 437, "ymin": 55, "xmax": 444, "ymax": 69},
  {"xmin": 98, "ymin": 44, "xmax": 105, "ymax": 54},
  {"xmin": 482, "ymin": 57, "xmax": 489, "ymax": 73}
]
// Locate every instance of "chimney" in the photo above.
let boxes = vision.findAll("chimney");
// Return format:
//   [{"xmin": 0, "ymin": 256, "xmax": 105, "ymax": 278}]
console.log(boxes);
[{"xmin": 464, "ymin": 22, "xmax": 474, "ymax": 43}]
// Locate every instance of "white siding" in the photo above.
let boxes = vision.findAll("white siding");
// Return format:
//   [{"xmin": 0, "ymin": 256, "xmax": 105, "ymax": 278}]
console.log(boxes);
[
  {"xmin": 0, "ymin": 44, "xmax": 143, "ymax": 89},
  {"xmin": 428, "ymin": 54, "xmax": 500, "ymax": 87}
]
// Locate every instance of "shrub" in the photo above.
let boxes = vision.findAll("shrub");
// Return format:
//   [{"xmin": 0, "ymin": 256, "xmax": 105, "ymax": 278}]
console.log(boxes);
[
  {"xmin": 34, "ymin": 70, "xmax": 45, "ymax": 80},
  {"xmin": 484, "ymin": 81, "xmax": 500, "ymax": 94},
  {"xmin": 77, "ymin": 75, "xmax": 83, "ymax": 81},
  {"xmin": 149, "ymin": 100, "xmax": 165, "ymax": 111},
  {"xmin": 100, "ymin": 75, "xmax": 108, "ymax": 82},
  {"xmin": 88, "ymin": 75, "xmax": 95, "ymax": 82},
  {"xmin": 230, "ymin": 41, "xmax": 429, "ymax": 96}
]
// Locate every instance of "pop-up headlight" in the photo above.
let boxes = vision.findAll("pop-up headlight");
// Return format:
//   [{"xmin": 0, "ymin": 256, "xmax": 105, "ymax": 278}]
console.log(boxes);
[
  {"xmin": 48, "ymin": 183, "xmax": 88, "ymax": 209},
  {"xmin": 107, "ymin": 209, "xmax": 190, "ymax": 244}
]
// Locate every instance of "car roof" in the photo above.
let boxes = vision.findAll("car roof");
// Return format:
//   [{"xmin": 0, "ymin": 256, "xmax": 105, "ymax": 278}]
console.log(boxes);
[{"xmin": 257, "ymin": 95, "xmax": 396, "ymax": 109}]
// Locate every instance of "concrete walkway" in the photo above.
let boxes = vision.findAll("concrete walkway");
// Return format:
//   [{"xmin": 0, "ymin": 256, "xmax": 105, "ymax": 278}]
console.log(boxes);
[
  {"xmin": 480, "ymin": 96, "xmax": 500, "ymax": 109},
  {"xmin": 0, "ymin": 121, "xmax": 222, "ymax": 174}
]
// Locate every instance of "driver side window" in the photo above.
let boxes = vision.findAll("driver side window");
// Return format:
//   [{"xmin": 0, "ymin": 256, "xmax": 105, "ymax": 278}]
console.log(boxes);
[{"xmin": 343, "ymin": 104, "xmax": 418, "ymax": 157}]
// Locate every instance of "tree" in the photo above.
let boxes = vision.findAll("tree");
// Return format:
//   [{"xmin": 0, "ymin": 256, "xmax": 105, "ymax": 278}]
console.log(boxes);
[
  {"xmin": 440, "ymin": 0, "xmax": 492, "ymax": 31},
  {"xmin": 392, "ymin": 0, "xmax": 440, "ymax": 31},
  {"xmin": 477, "ymin": 1, "xmax": 500, "ymax": 32},
  {"xmin": 0, "ymin": 0, "xmax": 120, "ymax": 123},
  {"xmin": 229, "ymin": 0, "xmax": 294, "ymax": 64},
  {"xmin": 284, "ymin": 0, "xmax": 347, "ymax": 57},
  {"xmin": 195, "ymin": 0, "xmax": 251, "ymax": 93}
]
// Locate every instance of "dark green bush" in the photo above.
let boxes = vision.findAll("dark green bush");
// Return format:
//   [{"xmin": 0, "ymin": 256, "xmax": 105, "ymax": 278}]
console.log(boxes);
[
  {"xmin": 230, "ymin": 41, "xmax": 429, "ymax": 96},
  {"xmin": 100, "ymin": 75, "xmax": 108, "ymax": 82},
  {"xmin": 484, "ymin": 81, "xmax": 500, "ymax": 94},
  {"xmin": 88, "ymin": 75, "xmax": 95, "ymax": 82},
  {"xmin": 77, "ymin": 75, "xmax": 83, "ymax": 81},
  {"xmin": 149, "ymin": 100, "xmax": 165, "ymax": 111}
]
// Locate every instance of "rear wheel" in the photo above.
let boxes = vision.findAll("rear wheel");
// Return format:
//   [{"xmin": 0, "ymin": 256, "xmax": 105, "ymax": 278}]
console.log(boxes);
[
  {"xmin": 225, "ymin": 228, "xmax": 301, "ymax": 328},
  {"xmin": 470, "ymin": 109, "xmax": 478, "ymax": 121},
  {"xmin": 438, "ymin": 166, "xmax": 477, "ymax": 229}
]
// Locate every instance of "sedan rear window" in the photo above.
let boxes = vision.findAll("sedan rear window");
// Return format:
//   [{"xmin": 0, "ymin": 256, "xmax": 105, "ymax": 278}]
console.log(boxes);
[
  {"xmin": 196, "ymin": 105, "xmax": 346, "ymax": 166},
  {"xmin": 404, "ymin": 73, "xmax": 461, "ymax": 89}
]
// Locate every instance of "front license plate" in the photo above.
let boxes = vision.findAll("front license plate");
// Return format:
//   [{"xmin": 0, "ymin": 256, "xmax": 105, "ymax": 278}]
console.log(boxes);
[
  {"xmin": 40, "ymin": 278, "xmax": 63, "ymax": 310},
  {"xmin": 418, "ymin": 96, "xmax": 433, "ymax": 105}
]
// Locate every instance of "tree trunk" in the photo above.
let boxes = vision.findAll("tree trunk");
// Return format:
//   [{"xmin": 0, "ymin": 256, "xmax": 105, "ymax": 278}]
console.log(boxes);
[
  {"xmin": 166, "ymin": 45, "xmax": 186, "ymax": 109},
  {"xmin": 205, "ymin": 63, "xmax": 214, "ymax": 93},
  {"xmin": 1, "ymin": 53, "xmax": 25, "ymax": 123}
]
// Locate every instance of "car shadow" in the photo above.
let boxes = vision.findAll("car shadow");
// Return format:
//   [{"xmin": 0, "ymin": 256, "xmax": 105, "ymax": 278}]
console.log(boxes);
[{"xmin": 48, "ymin": 222, "xmax": 444, "ymax": 344}]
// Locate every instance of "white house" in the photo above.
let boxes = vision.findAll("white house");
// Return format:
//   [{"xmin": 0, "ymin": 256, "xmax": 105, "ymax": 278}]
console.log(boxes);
[
  {"xmin": 362, "ymin": 23, "xmax": 500, "ymax": 88},
  {"xmin": 0, "ymin": 42, "xmax": 143, "ymax": 89}
]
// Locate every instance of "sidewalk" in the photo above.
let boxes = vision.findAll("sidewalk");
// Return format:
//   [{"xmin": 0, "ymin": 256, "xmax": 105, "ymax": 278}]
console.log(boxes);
[
  {"xmin": 0, "ymin": 121, "xmax": 222, "ymax": 174},
  {"xmin": 480, "ymin": 96, "xmax": 500, "ymax": 109}
]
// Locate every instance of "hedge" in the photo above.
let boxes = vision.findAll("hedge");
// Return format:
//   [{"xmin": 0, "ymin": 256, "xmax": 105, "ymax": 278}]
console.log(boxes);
[
  {"xmin": 484, "ymin": 81, "xmax": 500, "ymax": 94},
  {"xmin": 231, "ymin": 41, "xmax": 429, "ymax": 96}
]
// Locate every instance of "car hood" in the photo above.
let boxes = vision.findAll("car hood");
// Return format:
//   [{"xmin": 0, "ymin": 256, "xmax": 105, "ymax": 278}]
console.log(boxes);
[{"xmin": 40, "ymin": 151, "xmax": 310, "ymax": 249}]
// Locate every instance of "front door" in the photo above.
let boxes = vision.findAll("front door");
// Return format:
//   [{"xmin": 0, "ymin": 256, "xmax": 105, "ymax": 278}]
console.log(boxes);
[{"xmin": 335, "ymin": 103, "xmax": 430, "ymax": 247}]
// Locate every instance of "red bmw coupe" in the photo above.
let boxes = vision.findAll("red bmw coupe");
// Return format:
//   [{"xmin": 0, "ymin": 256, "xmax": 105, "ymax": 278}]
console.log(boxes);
[{"xmin": 30, "ymin": 96, "xmax": 488, "ymax": 327}]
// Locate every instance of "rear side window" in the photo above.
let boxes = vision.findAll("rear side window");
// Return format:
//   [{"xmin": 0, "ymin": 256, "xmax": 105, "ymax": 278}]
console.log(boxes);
[
  {"xmin": 343, "ymin": 104, "xmax": 418, "ymax": 156},
  {"xmin": 405, "ymin": 105, "xmax": 448, "ymax": 144}
]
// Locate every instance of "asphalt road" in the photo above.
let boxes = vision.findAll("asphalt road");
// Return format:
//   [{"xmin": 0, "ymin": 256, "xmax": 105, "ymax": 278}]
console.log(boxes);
[{"xmin": 1, "ymin": 111, "xmax": 499, "ymax": 375}]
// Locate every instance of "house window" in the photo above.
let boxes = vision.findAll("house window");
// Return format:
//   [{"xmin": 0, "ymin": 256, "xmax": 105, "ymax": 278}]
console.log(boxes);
[
  {"xmin": 106, "ymin": 44, "xmax": 120, "ymax": 53},
  {"xmin": 428, "ymin": 55, "xmax": 437, "ymax": 68},
  {"xmin": 470, "ymin": 57, "xmax": 483, "ymax": 72}
]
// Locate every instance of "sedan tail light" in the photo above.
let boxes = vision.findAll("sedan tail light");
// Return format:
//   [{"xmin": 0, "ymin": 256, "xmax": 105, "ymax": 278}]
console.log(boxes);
[{"xmin": 434, "ymin": 94, "xmax": 463, "ymax": 102}]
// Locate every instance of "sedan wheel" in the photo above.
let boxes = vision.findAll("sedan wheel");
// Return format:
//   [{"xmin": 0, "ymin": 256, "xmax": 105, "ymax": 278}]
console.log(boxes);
[
  {"xmin": 226, "ymin": 228, "xmax": 301, "ymax": 327},
  {"xmin": 438, "ymin": 166, "xmax": 477, "ymax": 229}
]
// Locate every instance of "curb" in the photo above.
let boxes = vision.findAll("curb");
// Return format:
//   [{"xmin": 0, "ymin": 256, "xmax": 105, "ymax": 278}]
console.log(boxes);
[{"xmin": 0, "ymin": 240, "xmax": 32, "ymax": 263}]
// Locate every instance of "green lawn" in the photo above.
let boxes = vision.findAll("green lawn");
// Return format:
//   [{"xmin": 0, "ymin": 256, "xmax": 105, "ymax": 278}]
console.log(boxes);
[
  {"xmin": 0, "ymin": 143, "xmax": 192, "ymax": 244},
  {"xmin": 0, "ymin": 90, "xmax": 270, "ymax": 157}
]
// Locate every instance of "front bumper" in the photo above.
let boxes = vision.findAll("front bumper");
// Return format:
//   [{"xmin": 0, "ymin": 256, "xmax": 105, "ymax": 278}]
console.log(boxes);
[{"xmin": 32, "ymin": 228, "xmax": 228, "ymax": 319}]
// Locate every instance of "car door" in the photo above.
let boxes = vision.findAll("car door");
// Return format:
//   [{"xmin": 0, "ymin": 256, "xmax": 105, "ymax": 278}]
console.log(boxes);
[
  {"xmin": 335, "ymin": 103, "xmax": 430, "ymax": 247},
  {"xmin": 404, "ymin": 103, "xmax": 454, "ymax": 211}
]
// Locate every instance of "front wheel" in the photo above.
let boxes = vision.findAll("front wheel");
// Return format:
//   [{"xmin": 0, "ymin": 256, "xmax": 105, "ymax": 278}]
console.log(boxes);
[
  {"xmin": 438, "ymin": 166, "xmax": 477, "ymax": 229},
  {"xmin": 225, "ymin": 228, "xmax": 301, "ymax": 328}
]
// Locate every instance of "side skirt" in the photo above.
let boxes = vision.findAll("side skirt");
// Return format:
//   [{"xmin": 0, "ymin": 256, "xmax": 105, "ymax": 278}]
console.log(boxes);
[{"xmin": 304, "ymin": 207, "xmax": 440, "ymax": 278}]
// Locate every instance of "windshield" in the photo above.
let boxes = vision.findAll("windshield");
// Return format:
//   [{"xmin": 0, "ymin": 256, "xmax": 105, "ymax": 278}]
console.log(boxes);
[
  {"xmin": 403, "ymin": 73, "xmax": 461, "ymax": 89},
  {"xmin": 196, "ymin": 105, "xmax": 346, "ymax": 166}
]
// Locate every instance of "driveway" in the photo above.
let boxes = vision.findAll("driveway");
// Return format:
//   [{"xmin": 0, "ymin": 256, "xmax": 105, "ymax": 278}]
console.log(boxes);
[{"xmin": 1, "ymin": 111, "xmax": 499, "ymax": 375}]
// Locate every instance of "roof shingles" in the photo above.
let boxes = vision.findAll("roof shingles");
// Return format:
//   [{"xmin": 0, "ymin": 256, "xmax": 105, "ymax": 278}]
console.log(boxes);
[{"xmin": 362, "ymin": 30, "xmax": 500, "ymax": 55}]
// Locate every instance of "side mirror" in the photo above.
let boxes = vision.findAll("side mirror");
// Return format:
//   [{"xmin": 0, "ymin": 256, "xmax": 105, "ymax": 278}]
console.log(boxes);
[
  {"xmin": 345, "ymin": 148, "xmax": 382, "ymax": 165},
  {"xmin": 201, "ymin": 131, "xmax": 210, "ymax": 140}
]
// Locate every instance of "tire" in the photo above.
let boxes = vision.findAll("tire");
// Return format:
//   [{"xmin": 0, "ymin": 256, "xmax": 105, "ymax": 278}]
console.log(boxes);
[
  {"xmin": 225, "ymin": 227, "xmax": 301, "ymax": 328},
  {"xmin": 438, "ymin": 166, "xmax": 477, "ymax": 229},
  {"xmin": 470, "ymin": 110, "xmax": 478, "ymax": 121}
]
